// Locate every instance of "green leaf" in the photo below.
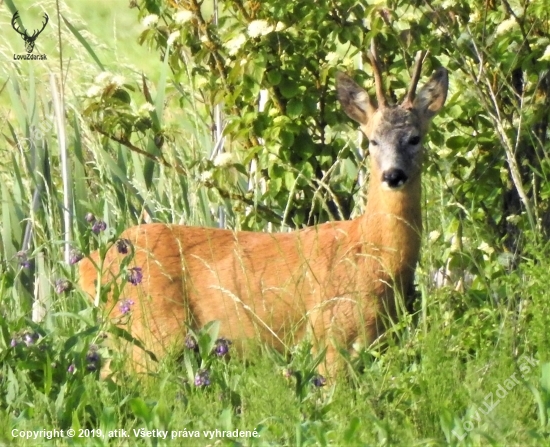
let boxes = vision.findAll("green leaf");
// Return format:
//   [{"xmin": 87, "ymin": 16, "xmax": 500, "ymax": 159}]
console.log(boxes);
[
  {"xmin": 267, "ymin": 70, "xmax": 282, "ymax": 86},
  {"xmin": 280, "ymin": 130, "xmax": 295, "ymax": 148},
  {"xmin": 61, "ymin": 15, "xmax": 105, "ymax": 70},
  {"xmin": 219, "ymin": 407, "xmax": 233, "ymax": 431},
  {"xmin": 446, "ymin": 136, "xmax": 468, "ymax": 150},
  {"xmin": 343, "ymin": 417, "xmax": 360, "ymax": 442},
  {"xmin": 280, "ymin": 78, "xmax": 299, "ymax": 99},
  {"xmin": 446, "ymin": 105, "xmax": 463, "ymax": 119},
  {"xmin": 112, "ymin": 89, "xmax": 131, "ymax": 104},
  {"xmin": 268, "ymin": 177, "xmax": 283, "ymax": 198},
  {"xmin": 129, "ymin": 398, "xmax": 151, "ymax": 421},
  {"xmin": 198, "ymin": 320, "xmax": 220, "ymax": 361},
  {"xmin": 287, "ymin": 99, "xmax": 303, "ymax": 118},
  {"xmin": 283, "ymin": 170, "xmax": 296, "ymax": 190}
]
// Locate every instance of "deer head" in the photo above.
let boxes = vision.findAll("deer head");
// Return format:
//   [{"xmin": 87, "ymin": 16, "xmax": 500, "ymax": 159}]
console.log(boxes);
[
  {"xmin": 336, "ymin": 41, "xmax": 448, "ymax": 191},
  {"xmin": 12, "ymin": 11, "xmax": 49, "ymax": 54}
]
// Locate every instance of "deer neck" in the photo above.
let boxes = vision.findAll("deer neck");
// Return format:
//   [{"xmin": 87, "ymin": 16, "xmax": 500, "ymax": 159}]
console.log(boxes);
[{"xmin": 355, "ymin": 168, "xmax": 423, "ymax": 281}]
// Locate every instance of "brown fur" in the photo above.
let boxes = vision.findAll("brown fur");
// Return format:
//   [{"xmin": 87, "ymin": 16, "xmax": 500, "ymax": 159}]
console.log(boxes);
[{"xmin": 79, "ymin": 58, "xmax": 448, "ymax": 376}]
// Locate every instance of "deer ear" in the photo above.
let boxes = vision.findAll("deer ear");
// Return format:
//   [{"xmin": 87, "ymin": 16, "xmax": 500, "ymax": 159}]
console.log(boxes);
[
  {"xmin": 413, "ymin": 67, "xmax": 448, "ymax": 121},
  {"xmin": 336, "ymin": 72, "xmax": 376, "ymax": 125}
]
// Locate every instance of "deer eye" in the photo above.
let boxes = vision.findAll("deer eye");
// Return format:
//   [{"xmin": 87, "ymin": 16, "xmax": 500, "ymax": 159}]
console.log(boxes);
[
  {"xmin": 369, "ymin": 139, "xmax": 378, "ymax": 146},
  {"xmin": 408, "ymin": 136, "xmax": 421, "ymax": 145}
]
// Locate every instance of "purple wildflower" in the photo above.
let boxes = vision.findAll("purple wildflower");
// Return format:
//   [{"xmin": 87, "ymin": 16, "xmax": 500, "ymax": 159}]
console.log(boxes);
[
  {"xmin": 119, "ymin": 299, "xmax": 135, "ymax": 315},
  {"xmin": 116, "ymin": 238, "xmax": 132, "ymax": 254},
  {"xmin": 54, "ymin": 278, "xmax": 71, "ymax": 294},
  {"xmin": 23, "ymin": 332, "xmax": 38, "ymax": 347},
  {"xmin": 185, "ymin": 334, "xmax": 198, "ymax": 351},
  {"xmin": 68, "ymin": 364, "xmax": 76, "ymax": 374},
  {"xmin": 311, "ymin": 375, "xmax": 327, "ymax": 387},
  {"xmin": 10, "ymin": 338, "xmax": 17, "ymax": 347},
  {"xmin": 85, "ymin": 212, "xmax": 96, "ymax": 223},
  {"xmin": 194, "ymin": 369, "xmax": 211, "ymax": 387},
  {"xmin": 127, "ymin": 267, "xmax": 143, "ymax": 285},
  {"xmin": 69, "ymin": 249, "xmax": 84, "ymax": 265},
  {"xmin": 214, "ymin": 338, "xmax": 232, "ymax": 357},
  {"xmin": 16, "ymin": 251, "xmax": 30, "ymax": 268},
  {"xmin": 91, "ymin": 220, "xmax": 107, "ymax": 234}
]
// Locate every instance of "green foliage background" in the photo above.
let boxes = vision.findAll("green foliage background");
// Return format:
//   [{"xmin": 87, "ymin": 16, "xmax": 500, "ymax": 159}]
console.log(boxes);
[{"xmin": 1, "ymin": 0, "xmax": 550, "ymax": 445}]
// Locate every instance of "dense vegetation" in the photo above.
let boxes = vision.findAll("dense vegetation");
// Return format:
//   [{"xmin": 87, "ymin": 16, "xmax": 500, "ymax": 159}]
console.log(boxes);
[{"xmin": 1, "ymin": 0, "xmax": 550, "ymax": 445}]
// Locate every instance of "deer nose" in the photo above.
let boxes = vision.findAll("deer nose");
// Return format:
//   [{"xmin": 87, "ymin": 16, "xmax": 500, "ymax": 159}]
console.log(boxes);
[{"xmin": 382, "ymin": 169, "xmax": 408, "ymax": 189}]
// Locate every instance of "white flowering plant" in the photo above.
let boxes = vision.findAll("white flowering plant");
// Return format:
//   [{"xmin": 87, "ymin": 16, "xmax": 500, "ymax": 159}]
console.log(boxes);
[{"xmin": 87, "ymin": 0, "xmax": 550, "ymax": 266}]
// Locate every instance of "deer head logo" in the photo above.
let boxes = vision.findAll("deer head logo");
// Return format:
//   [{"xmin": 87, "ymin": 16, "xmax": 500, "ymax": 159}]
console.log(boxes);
[{"xmin": 11, "ymin": 11, "xmax": 49, "ymax": 54}]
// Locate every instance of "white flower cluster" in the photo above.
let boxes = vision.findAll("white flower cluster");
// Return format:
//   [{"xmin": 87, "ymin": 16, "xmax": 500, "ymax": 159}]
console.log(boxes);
[
  {"xmin": 540, "ymin": 45, "xmax": 550, "ymax": 62},
  {"xmin": 142, "ymin": 14, "xmax": 159, "ymax": 28},
  {"xmin": 213, "ymin": 152, "xmax": 233, "ymax": 167},
  {"xmin": 478, "ymin": 241, "xmax": 495, "ymax": 257},
  {"xmin": 506, "ymin": 214, "xmax": 521, "ymax": 224},
  {"xmin": 225, "ymin": 34, "xmax": 246, "ymax": 56},
  {"xmin": 469, "ymin": 10, "xmax": 481, "ymax": 23},
  {"xmin": 174, "ymin": 10, "xmax": 194, "ymax": 24},
  {"xmin": 429, "ymin": 230, "xmax": 441, "ymax": 242},
  {"xmin": 200, "ymin": 170, "xmax": 213, "ymax": 182},
  {"xmin": 86, "ymin": 72, "xmax": 126, "ymax": 98},
  {"xmin": 495, "ymin": 18, "xmax": 518, "ymax": 36},
  {"xmin": 167, "ymin": 31, "xmax": 180, "ymax": 46},
  {"xmin": 248, "ymin": 20, "xmax": 276, "ymax": 38},
  {"xmin": 138, "ymin": 103, "xmax": 155, "ymax": 116}
]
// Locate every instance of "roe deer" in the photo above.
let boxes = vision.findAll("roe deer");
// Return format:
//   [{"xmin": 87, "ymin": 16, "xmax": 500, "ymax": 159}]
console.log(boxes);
[{"xmin": 79, "ymin": 42, "xmax": 448, "ymax": 376}]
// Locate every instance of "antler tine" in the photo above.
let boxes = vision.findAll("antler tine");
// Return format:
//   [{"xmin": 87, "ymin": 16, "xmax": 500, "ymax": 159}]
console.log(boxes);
[
  {"xmin": 11, "ymin": 11, "xmax": 25, "ymax": 36},
  {"xmin": 403, "ymin": 50, "xmax": 425, "ymax": 109},
  {"xmin": 368, "ymin": 39, "xmax": 387, "ymax": 108},
  {"xmin": 40, "ymin": 13, "xmax": 49, "ymax": 31}
]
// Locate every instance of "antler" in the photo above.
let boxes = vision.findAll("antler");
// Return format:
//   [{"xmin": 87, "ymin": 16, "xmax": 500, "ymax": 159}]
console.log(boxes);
[
  {"xmin": 31, "ymin": 13, "xmax": 49, "ymax": 38},
  {"xmin": 11, "ymin": 11, "xmax": 26, "ymax": 37},
  {"xmin": 402, "ymin": 50, "xmax": 425, "ymax": 109},
  {"xmin": 368, "ymin": 39, "xmax": 387, "ymax": 108}
]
